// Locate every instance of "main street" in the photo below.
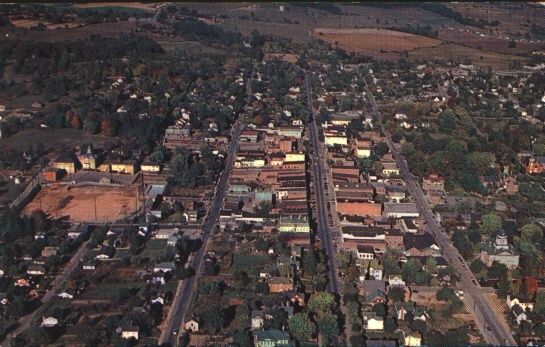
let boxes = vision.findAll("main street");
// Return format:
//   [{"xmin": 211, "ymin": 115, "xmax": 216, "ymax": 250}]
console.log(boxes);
[
  {"xmin": 364, "ymin": 80, "xmax": 516, "ymax": 346},
  {"xmin": 158, "ymin": 62, "xmax": 254, "ymax": 346},
  {"xmin": 304, "ymin": 71, "xmax": 351, "ymax": 344}
]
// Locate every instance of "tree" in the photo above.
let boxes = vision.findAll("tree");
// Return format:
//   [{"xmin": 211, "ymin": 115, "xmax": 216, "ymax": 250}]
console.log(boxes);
[
  {"xmin": 384, "ymin": 317, "xmax": 397, "ymax": 333},
  {"xmin": 451, "ymin": 231, "xmax": 473, "ymax": 259},
  {"xmin": 466, "ymin": 152, "xmax": 495, "ymax": 176},
  {"xmin": 374, "ymin": 141, "xmax": 389, "ymax": 156},
  {"xmin": 520, "ymin": 223, "xmax": 543, "ymax": 243},
  {"xmin": 438, "ymin": 109, "xmax": 458, "ymax": 134},
  {"xmin": 480, "ymin": 213, "xmax": 502, "ymax": 235},
  {"xmin": 318, "ymin": 313, "xmax": 338, "ymax": 345},
  {"xmin": 372, "ymin": 303, "xmax": 386, "ymax": 317},
  {"xmin": 388, "ymin": 286, "xmax": 405, "ymax": 302},
  {"xmin": 436, "ymin": 287, "xmax": 456, "ymax": 301},
  {"xmin": 536, "ymin": 291, "xmax": 545, "ymax": 315},
  {"xmin": 288, "ymin": 313, "xmax": 314, "ymax": 343},
  {"xmin": 425, "ymin": 256, "xmax": 437, "ymax": 274},
  {"xmin": 308, "ymin": 292, "xmax": 335, "ymax": 319},
  {"xmin": 443, "ymin": 327, "xmax": 469, "ymax": 347},
  {"xmin": 201, "ymin": 306, "xmax": 224, "ymax": 334},
  {"xmin": 517, "ymin": 238, "xmax": 543, "ymax": 274},
  {"xmin": 402, "ymin": 258, "xmax": 422, "ymax": 284},
  {"xmin": 233, "ymin": 330, "xmax": 252, "ymax": 347},
  {"xmin": 470, "ymin": 259, "xmax": 485, "ymax": 274}
]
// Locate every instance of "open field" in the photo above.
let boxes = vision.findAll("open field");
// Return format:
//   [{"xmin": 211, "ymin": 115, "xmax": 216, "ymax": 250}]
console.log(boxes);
[
  {"xmin": 409, "ymin": 42, "xmax": 529, "ymax": 69},
  {"xmin": 9, "ymin": 19, "xmax": 82, "ymax": 30},
  {"xmin": 0, "ymin": 128, "xmax": 111, "ymax": 152},
  {"xmin": 71, "ymin": 2, "xmax": 156, "ymax": 12},
  {"xmin": 0, "ymin": 21, "xmax": 136, "ymax": 42},
  {"xmin": 314, "ymin": 28, "xmax": 442, "ymax": 53},
  {"xmin": 23, "ymin": 184, "xmax": 140, "ymax": 223},
  {"xmin": 438, "ymin": 27, "xmax": 545, "ymax": 55}
]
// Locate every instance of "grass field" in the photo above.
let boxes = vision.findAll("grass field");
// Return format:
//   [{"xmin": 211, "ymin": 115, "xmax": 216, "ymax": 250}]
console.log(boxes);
[
  {"xmin": 71, "ymin": 2, "xmax": 156, "ymax": 12},
  {"xmin": 23, "ymin": 184, "xmax": 140, "ymax": 223},
  {"xmin": 0, "ymin": 128, "xmax": 110, "ymax": 152}
]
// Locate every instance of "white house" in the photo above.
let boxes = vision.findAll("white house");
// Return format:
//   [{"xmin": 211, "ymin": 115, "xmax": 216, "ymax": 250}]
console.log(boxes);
[
  {"xmin": 185, "ymin": 319, "xmax": 199, "ymax": 332},
  {"xmin": 57, "ymin": 290, "xmax": 74, "ymax": 299},
  {"xmin": 41, "ymin": 317, "xmax": 59, "ymax": 328},
  {"xmin": 506, "ymin": 295, "xmax": 534, "ymax": 312},
  {"xmin": 121, "ymin": 326, "xmax": 139, "ymax": 340}
]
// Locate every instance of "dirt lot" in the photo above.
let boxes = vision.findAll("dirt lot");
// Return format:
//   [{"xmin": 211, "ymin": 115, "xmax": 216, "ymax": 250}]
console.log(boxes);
[
  {"xmin": 313, "ymin": 28, "xmax": 442, "ymax": 54},
  {"xmin": 23, "ymin": 184, "xmax": 140, "ymax": 223}
]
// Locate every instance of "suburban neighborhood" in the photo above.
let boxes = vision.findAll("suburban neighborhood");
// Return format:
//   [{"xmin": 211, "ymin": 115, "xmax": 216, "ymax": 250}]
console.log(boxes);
[{"xmin": 1, "ymin": 2, "xmax": 545, "ymax": 347}]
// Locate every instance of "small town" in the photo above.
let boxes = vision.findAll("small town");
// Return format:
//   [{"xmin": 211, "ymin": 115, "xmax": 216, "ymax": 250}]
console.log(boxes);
[{"xmin": 1, "ymin": 2, "xmax": 545, "ymax": 347}]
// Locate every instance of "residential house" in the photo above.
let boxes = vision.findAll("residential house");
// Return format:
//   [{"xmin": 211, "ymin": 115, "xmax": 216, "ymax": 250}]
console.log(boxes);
[
  {"xmin": 404, "ymin": 332, "xmax": 423, "ymax": 347},
  {"xmin": 357, "ymin": 259, "xmax": 383, "ymax": 281},
  {"xmin": 511, "ymin": 304, "xmax": 529, "ymax": 325},
  {"xmin": 422, "ymin": 174, "xmax": 445, "ymax": 192},
  {"xmin": 502, "ymin": 176, "xmax": 519, "ymax": 194},
  {"xmin": 362, "ymin": 311, "xmax": 384, "ymax": 331},
  {"xmin": 57, "ymin": 289, "xmax": 75, "ymax": 299},
  {"xmin": 360, "ymin": 280, "xmax": 387, "ymax": 304},
  {"xmin": 185, "ymin": 319, "xmax": 199, "ymax": 332},
  {"xmin": 356, "ymin": 245, "xmax": 375, "ymax": 260},
  {"xmin": 41, "ymin": 317, "xmax": 59, "ymax": 328},
  {"xmin": 382, "ymin": 161, "xmax": 399, "ymax": 176},
  {"xmin": 506, "ymin": 295, "xmax": 534, "ymax": 312},
  {"xmin": 27, "ymin": 265, "xmax": 45, "ymax": 276},
  {"xmin": 251, "ymin": 311, "xmax": 265, "ymax": 330},
  {"xmin": 141, "ymin": 161, "xmax": 161, "ymax": 173},
  {"xmin": 153, "ymin": 262, "xmax": 176, "ymax": 273},
  {"xmin": 527, "ymin": 157, "xmax": 545, "ymax": 174},
  {"xmin": 253, "ymin": 329, "xmax": 292, "ymax": 347},
  {"xmin": 121, "ymin": 326, "xmax": 139, "ymax": 340},
  {"xmin": 403, "ymin": 234, "xmax": 440, "ymax": 257},
  {"xmin": 268, "ymin": 277, "xmax": 293, "ymax": 293},
  {"xmin": 83, "ymin": 259, "xmax": 98, "ymax": 271}
]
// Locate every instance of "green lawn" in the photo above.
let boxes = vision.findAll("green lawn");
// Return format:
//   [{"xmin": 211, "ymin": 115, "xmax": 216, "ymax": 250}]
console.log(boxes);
[{"xmin": 80, "ymin": 281, "xmax": 143, "ymax": 300}]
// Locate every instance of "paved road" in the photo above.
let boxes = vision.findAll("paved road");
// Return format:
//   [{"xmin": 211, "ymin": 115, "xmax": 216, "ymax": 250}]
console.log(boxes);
[
  {"xmin": 4, "ymin": 237, "xmax": 92, "ymax": 346},
  {"xmin": 158, "ymin": 63, "xmax": 255, "ymax": 346},
  {"xmin": 304, "ymin": 71, "xmax": 350, "ymax": 344},
  {"xmin": 304, "ymin": 71, "xmax": 341, "ymax": 295},
  {"xmin": 364, "ymin": 81, "xmax": 516, "ymax": 346}
]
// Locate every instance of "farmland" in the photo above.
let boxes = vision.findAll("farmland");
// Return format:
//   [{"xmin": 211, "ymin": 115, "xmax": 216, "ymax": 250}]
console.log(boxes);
[
  {"xmin": 314, "ymin": 28, "xmax": 442, "ymax": 54},
  {"xmin": 23, "ymin": 184, "xmax": 140, "ymax": 223}
]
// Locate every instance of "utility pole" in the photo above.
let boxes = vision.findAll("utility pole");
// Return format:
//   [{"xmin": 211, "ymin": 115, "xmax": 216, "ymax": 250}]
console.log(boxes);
[{"xmin": 93, "ymin": 195, "xmax": 97, "ymax": 222}]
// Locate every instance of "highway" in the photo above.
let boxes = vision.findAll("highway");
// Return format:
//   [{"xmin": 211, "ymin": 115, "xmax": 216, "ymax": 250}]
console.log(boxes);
[
  {"xmin": 364, "ymin": 80, "xmax": 516, "ymax": 346},
  {"xmin": 158, "ymin": 63, "xmax": 254, "ymax": 346}
]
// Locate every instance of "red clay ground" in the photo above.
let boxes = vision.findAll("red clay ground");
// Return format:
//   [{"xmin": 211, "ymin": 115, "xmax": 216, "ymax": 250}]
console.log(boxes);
[{"xmin": 23, "ymin": 184, "xmax": 140, "ymax": 223}]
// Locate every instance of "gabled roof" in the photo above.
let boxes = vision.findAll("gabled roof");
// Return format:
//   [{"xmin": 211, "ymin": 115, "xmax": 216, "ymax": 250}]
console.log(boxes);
[{"xmin": 403, "ymin": 233, "xmax": 437, "ymax": 251}]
